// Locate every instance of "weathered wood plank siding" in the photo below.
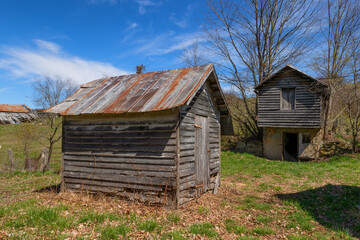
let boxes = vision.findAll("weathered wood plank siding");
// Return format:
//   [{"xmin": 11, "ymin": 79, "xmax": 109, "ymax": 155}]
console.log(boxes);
[
  {"xmin": 62, "ymin": 110, "xmax": 178, "ymax": 205},
  {"xmin": 257, "ymin": 70, "xmax": 323, "ymax": 128},
  {"xmin": 178, "ymin": 83, "xmax": 221, "ymax": 205}
]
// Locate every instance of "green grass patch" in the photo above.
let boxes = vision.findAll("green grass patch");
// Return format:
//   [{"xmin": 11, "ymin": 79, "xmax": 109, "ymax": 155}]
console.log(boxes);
[
  {"xmin": 189, "ymin": 222, "xmax": 218, "ymax": 238},
  {"xmin": 167, "ymin": 212, "xmax": 181, "ymax": 224},
  {"xmin": 251, "ymin": 227, "xmax": 275, "ymax": 235},
  {"xmin": 198, "ymin": 206, "xmax": 209, "ymax": 214},
  {"xmin": 255, "ymin": 216, "xmax": 272, "ymax": 224},
  {"xmin": 100, "ymin": 224, "xmax": 131, "ymax": 240},
  {"xmin": 236, "ymin": 195, "xmax": 272, "ymax": 211},
  {"xmin": 221, "ymin": 152, "xmax": 360, "ymax": 185},
  {"xmin": 224, "ymin": 219, "xmax": 247, "ymax": 234},
  {"xmin": 138, "ymin": 219, "xmax": 159, "ymax": 232}
]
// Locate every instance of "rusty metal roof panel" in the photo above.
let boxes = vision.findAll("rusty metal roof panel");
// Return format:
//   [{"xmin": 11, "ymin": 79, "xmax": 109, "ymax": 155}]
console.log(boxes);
[
  {"xmin": 45, "ymin": 64, "xmax": 215, "ymax": 115},
  {"xmin": 0, "ymin": 104, "xmax": 31, "ymax": 113}
]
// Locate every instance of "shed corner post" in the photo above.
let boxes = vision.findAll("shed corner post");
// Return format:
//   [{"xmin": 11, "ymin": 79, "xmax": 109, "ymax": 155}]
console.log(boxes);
[
  {"xmin": 175, "ymin": 107, "xmax": 181, "ymax": 209},
  {"xmin": 60, "ymin": 115, "xmax": 66, "ymax": 192}
]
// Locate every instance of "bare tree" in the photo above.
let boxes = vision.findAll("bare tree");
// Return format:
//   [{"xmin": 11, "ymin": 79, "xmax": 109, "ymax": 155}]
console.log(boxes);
[
  {"xmin": 32, "ymin": 75, "xmax": 78, "ymax": 172},
  {"xmin": 205, "ymin": 0, "xmax": 318, "ymax": 138},
  {"xmin": 330, "ymin": 45, "xmax": 360, "ymax": 152},
  {"xmin": 180, "ymin": 39, "xmax": 207, "ymax": 67},
  {"xmin": 312, "ymin": 0, "xmax": 360, "ymax": 141}
]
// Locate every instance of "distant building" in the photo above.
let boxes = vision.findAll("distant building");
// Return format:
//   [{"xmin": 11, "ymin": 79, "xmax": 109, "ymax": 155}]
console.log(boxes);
[
  {"xmin": 254, "ymin": 65, "xmax": 329, "ymax": 161},
  {"xmin": 0, "ymin": 104, "xmax": 38, "ymax": 124},
  {"xmin": 46, "ymin": 64, "xmax": 233, "ymax": 207}
]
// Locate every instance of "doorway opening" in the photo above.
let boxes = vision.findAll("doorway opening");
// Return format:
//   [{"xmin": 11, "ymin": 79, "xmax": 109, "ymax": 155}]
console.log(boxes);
[{"xmin": 283, "ymin": 133, "xmax": 298, "ymax": 161}]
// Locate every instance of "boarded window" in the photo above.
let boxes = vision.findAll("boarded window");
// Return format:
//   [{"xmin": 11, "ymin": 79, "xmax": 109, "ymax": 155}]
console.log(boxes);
[{"xmin": 281, "ymin": 88, "xmax": 295, "ymax": 110}]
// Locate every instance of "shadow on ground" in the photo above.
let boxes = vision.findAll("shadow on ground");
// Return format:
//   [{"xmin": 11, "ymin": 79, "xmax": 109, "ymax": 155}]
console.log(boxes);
[
  {"xmin": 276, "ymin": 184, "xmax": 360, "ymax": 238},
  {"xmin": 35, "ymin": 183, "xmax": 61, "ymax": 193}
]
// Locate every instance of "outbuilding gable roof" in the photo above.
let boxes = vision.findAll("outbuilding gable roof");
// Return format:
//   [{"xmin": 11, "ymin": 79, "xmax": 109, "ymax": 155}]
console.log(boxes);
[
  {"xmin": 0, "ymin": 104, "xmax": 32, "ymax": 113},
  {"xmin": 46, "ymin": 64, "xmax": 229, "ymax": 116},
  {"xmin": 254, "ymin": 65, "xmax": 327, "ymax": 90}
]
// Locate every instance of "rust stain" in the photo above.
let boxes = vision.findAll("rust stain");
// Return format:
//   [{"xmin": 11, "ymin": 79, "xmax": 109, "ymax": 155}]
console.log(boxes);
[
  {"xmin": 165, "ymin": 66, "xmax": 200, "ymax": 108},
  {"xmin": 103, "ymin": 72, "xmax": 152, "ymax": 113},
  {"xmin": 63, "ymin": 77, "xmax": 112, "ymax": 115},
  {"xmin": 153, "ymin": 68, "xmax": 190, "ymax": 110},
  {"xmin": 180, "ymin": 65, "xmax": 213, "ymax": 106},
  {"xmin": 0, "ymin": 104, "xmax": 31, "ymax": 113},
  {"xmin": 126, "ymin": 71, "xmax": 168, "ymax": 112},
  {"xmin": 45, "ymin": 64, "xmax": 218, "ymax": 115}
]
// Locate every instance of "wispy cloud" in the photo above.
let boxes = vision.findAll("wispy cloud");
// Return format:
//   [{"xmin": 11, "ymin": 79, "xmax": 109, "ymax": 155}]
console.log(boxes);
[
  {"xmin": 169, "ymin": 4, "xmax": 195, "ymax": 28},
  {"xmin": 34, "ymin": 39, "xmax": 61, "ymax": 54},
  {"xmin": 134, "ymin": 0, "xmax": 157, "ymax": 14},
  {"xmin": 0, "ymin": 40, "xmax": 128, "ymax": 84},
  {"xmin": 135, "ymin": 31, "xmax": 206, "ymax": 56},
  {"xmin": 125, "ymin": 22, "xmax": 139, "ymax": 31},
  {"xmin": 0, "ymin": 87, "xmax": 12, "ymax": 93},
  {"xmin": 169, "ymin": 14, "xmax": 187, "ymax": 28}
]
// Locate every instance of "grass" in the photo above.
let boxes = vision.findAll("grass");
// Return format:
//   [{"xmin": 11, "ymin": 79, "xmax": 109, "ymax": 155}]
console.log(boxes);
[
  {"xmin": 137, "ymin": 219, "xmax": 159, "ymax": 232},
  {"xmin": 189, "ymin": 222, "xmax": 218, "ymax": 238},
  {"xmin": 0, "ymin": 118, "xmax": 62, "ymax": 172},
  {"xmin": 167, "ymin": 212, "xmax": 181, "ymax": 224},
  {"xmin": 0, "ymin": 151, "xmax": 359, "ymax": 239},
  {"xmin": 224, "ymin": 219, "xmax": 247, "ymax": 234},
  {"xmin": 222, "ymin": 152, "xmax": 360, "ymax": 185},
  {"xmin": 100, "ymin": 224, "xmax": 131, "ymax": 239}
]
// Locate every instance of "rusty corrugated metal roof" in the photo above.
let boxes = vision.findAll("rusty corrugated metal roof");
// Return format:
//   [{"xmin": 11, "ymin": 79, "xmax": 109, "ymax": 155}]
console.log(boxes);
[
  {"xmin": 0, "ymin": 104, "xmax": 31, "ymax": 113},
  {"xmin": 46, "ymin": 64, "xmax": 217, "ymax": 115}
]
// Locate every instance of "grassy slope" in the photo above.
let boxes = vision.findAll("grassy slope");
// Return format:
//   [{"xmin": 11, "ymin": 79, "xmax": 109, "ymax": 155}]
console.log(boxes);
[
  {"xmin": 0, "ymin": 119, "xmax": 62, "ymax": 171},
  {"xmin": 0, "ymin": 152, "xmax": 359, "ymax": 239}
]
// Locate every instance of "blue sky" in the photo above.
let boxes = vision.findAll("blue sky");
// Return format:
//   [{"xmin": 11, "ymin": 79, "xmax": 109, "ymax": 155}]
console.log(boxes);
[{"xmin": 0, "ymin": 0, "xmax": 208, "ymax": 107}]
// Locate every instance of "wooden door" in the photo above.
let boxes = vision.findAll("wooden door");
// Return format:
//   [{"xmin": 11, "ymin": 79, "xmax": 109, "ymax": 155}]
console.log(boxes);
[{"xmin": 195, "ymin": 115, "xmax": 209, "ymax": 196}]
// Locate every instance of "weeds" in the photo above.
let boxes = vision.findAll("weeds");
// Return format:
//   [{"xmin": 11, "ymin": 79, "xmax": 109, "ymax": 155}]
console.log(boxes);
[
  {"xmin": 189, "ymin": 222, "xmax": 218, "ymax": 238},
  {"xmin": 100, "ymin": 224, "xmax": 130, "ymax": 239},
  {"xmin": 138, "ymin": 219, "xmax": 159, "ymax": 232},
  {"xmin": 167, "ymin": 212, "xmax": 181, "ymax": 224}
]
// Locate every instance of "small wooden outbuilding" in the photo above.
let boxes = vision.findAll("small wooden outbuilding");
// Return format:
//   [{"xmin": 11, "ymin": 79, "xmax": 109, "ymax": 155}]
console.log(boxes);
[
  {"xmin": 46, "ymin": 64, "xmax": 233, "ymax": 207},
  {"xmin": 0, "ymin": 104, "xmax": 38, "ymax": 124},
  {"xmin": 254, "ymin": 65, "xmax": 329, "ymax": 161}
]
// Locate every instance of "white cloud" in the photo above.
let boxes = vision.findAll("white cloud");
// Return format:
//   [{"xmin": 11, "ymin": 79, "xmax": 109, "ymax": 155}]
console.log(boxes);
[
  {"xmin": 135, "ymin": 0, "xmax": 156, "ymax": 14},
  {"xmin": 169, "ymin": 14, "xmax": 187, "ymax": 28},
  {"xmin": 125, "ymin": 22, "xmax": 139, "ymax": 31},
  {"xmin": 0, "ymin": 41, "xmax": 128, "ymax": 84},
  {"xmin": 34, "ymin": 39, "xmax": 61, "ymax": 53},
  {"xmin": 135, "ymin": 31, "xmax": 206, "ymax": 56}
]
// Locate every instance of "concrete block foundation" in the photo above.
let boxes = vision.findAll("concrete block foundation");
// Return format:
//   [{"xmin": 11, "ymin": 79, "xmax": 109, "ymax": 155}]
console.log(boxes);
[{"xmin": 263, "ymin": 127, "xmax": 323, "ymax": 161}]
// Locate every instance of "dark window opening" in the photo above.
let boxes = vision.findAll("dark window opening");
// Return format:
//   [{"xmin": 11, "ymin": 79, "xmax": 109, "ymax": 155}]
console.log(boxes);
[
  {"xmin": 281, "ymin": 88, "xmax": 295, "ymax": 110},
  {"xmin": 302, "ymin": 133, "xmax": 311, "ymax": 144}
]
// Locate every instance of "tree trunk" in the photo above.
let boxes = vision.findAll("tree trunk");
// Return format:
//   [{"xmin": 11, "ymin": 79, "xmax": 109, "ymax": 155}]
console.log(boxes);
[
  {"xmin": 39, "ymin": 148, "xmax": 49, "ymax": 172},
  {"xmin": 8, "ymin": 149, "xmax": 14, "ymax": 172}
]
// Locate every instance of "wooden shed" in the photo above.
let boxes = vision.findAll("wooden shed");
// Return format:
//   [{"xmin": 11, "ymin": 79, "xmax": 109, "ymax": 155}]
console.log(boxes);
[
  {"xmin": 0, "ymin": 104, "xmax": 38, "ymax": 124},
  {"xmin": 254, "ymin": 65, "xmax": 329, "ymax": 161},
  {"xmin": 46, "ymin": 64, "xmax": 233, "ymax": 207}
]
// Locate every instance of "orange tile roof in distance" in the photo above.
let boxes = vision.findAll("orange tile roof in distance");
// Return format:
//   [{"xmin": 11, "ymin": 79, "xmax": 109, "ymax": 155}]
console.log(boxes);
[{"xmin": 46, "ymin": 64, "xmax": 215, "ymax": 115}]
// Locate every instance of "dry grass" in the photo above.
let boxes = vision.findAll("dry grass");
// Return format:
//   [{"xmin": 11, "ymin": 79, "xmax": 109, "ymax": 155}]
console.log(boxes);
[{"xmin": 0, "ymin": 153, "xmax": 359, "ymax": 239}]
